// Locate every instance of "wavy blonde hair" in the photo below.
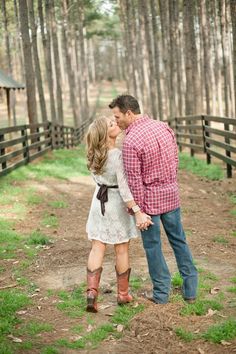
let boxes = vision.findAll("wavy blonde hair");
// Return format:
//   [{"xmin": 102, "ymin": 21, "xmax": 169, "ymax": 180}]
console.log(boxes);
[{"xmin": 86, "ymin": 117, "xmax": 109, "ymax": 175}]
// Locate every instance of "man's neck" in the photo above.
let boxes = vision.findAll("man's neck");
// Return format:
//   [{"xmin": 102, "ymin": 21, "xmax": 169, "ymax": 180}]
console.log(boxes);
[{"xmin": 130, "ymin": 113, "xmax": 142, "ymax": 124}]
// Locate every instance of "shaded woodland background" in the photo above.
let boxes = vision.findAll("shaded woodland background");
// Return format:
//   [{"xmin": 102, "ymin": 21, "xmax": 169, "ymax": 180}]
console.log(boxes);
[{"xmin": 0, "ymin": 0, "xmax": 236, "ymax": 128}]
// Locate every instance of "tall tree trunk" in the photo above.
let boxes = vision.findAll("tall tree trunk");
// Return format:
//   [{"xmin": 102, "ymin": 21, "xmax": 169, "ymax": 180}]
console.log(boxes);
[
  {"xmin": 19, "ymin": 0, "xmax": 37, "ymax": 124},
  {"xmin": 200, "ymin": 0, "xmax": 211, "ymax": 114},
  {"xmin": 150, "ymin": 0, "xmax": 163, "ymax": 120},
  {"xmin": 2, "ymin": 0, "xmax": 16, "ymax": 125},
  {"xmin": 42, "ymin": 0, "xmax": 57, "ymax": 123},
  {"xmin": 230, "ymin": 0, "xmax": 236, "ymax": 117},
  {"xmin": 218, "ymin": 0, "xmax": 229, "ymax": 116},
  {"xmin": 77, "ymin": 0, "xmax": 89, "ymax": 120},
  {"xmin": 183, "ymin": 0, "xmax": 200, "ymax": 115},
  {"xmin": 141, "ymin": 0, "xmax": 157, "ymax": 119},
  {"xmin": 168, "ymin": 0, "xmax": 177, "ymax": 118},
  {"xmin": 61, "ymin": 0, "xmax": 80, "ymax": 127},
  {"xmin": 50, "ymin": 0, "xmax": 64, "ymax": 124},
  {"xmin": 28, "ymin": 0, "xmax": 48, "ymax": 123}
]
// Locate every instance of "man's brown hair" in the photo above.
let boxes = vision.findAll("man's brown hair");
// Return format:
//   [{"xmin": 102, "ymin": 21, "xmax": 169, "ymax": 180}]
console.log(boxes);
[{"xmin": 108, "ymin": 94, "xmax": 141, "ymax": 114}]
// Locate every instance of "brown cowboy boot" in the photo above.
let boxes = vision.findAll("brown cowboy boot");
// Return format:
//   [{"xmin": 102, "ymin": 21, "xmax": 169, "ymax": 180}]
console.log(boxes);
[
  {"xmin": 86, "ymin": 267, "xmax": 102, "ymax": 313},
  {"xmin": 116, "ymin": 267, "xmax": 133, "ymax": 305}
]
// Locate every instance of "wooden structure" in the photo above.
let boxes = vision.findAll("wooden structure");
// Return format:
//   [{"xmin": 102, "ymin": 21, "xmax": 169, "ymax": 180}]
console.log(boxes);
[
  {"xmin": 166, "ymin": 115, "xmax": 236, "ymax": 178},
  {"xmin": 0, "ymin": 69, "xmax": 25, "ymax": 127},
  {"xmin": 0, "ymin": 117, "xmax": 93, "ymax": 177}
]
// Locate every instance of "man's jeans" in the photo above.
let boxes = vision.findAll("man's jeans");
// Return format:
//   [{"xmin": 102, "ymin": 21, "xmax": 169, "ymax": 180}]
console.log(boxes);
[{"xmin": 141, "ymin": 207, "xmax": 198, "ymax": 304}]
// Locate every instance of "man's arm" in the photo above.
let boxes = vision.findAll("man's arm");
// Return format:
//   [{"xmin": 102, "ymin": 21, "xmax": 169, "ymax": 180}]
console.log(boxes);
[{"xmin": 122, "ymin": 142, "xmax": 145, "ymax": 211}]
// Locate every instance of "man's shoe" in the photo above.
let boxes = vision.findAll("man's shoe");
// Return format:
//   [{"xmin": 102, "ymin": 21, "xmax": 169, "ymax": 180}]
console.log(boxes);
[
  {"xmin": 184, "ymin": 298, "xmax": 196, "ymax": 304},
  {"xmin": 141, "ymin": 291, "xmax": 167, "ymax": 304}
]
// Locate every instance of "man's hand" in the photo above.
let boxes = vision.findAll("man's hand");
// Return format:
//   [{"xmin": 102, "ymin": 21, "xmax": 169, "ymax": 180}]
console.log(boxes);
[{"xmin": 135, "ymin": 212, "xmax": 154, "ymax": 231}]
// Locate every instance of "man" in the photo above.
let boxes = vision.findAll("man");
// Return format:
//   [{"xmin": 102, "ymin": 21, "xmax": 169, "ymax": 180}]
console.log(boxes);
[{"xmin": 109, "ymin": 94, "xmax": 198, "ymax": 304}]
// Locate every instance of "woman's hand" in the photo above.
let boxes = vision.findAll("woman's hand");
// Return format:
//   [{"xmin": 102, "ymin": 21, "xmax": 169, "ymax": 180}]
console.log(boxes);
[{"xmin": 135, "ymin": 211, "xmax": 153, "ymax": 231}]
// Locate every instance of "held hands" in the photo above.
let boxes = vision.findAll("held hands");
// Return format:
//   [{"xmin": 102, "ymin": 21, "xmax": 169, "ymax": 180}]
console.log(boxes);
[{"xmin": 134, "ymin": 212, "xmax": 154, "ymax": 231}]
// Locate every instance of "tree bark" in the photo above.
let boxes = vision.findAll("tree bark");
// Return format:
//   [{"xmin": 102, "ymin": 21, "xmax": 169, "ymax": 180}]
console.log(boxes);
[
  {"xmin": 28, "ymin": 0, "xmax": 48, "ymax": 123},
  {"xmin": 230, "ymin": 0, "xmax": 236, "ymax": 117},
  {"xmin": 50, "ymin": 0, "xmax": 64, "ymax": 124},
  {"xmin": 19, "ymin": 0, "xmax": 37, "ymax": 124}
]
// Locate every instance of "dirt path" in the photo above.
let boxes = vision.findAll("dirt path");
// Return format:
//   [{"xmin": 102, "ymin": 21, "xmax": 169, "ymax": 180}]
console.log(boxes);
[
  {"xmin": 14, "ymin": 160, "xmax": 235, "ymax": 354},
  {"xmin": 2, "ymin": 82, "xmax": 236, "ymax": 353}
]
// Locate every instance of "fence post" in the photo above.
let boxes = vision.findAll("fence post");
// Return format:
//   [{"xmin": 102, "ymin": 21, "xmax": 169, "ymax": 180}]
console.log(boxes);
[
  {"xmin": 21, "ymin": 125, "xmax": 29, "ymax": 163},
  {"xmin": 0, "ymin": 132, "xmax": 7, "ymax": 170},
  {"xmin": 224, "ymin": 122, "xmax": 232, "ymax": 178},
  {"xmin": 175, "ymin": 117, "xmax": 182, "ymax": 153},
  {"xmin": 36, "ymin": 126, "xmax": 41, "ymax": 152},
  {"xmin": 202, "ymin": 115, "xmax": 211, "ymax": 165}
]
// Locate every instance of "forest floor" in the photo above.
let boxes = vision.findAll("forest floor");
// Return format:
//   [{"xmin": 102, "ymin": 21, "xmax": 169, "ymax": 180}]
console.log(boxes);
[{"xmin": 1, "ymin": 82, "xmax": 236, "ymax": 354}]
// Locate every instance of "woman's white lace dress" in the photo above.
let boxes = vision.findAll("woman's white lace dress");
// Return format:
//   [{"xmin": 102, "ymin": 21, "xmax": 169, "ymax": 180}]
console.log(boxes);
[{"xmin": 86, "ymin": 148, "xmax": 140, "ymax": 244}]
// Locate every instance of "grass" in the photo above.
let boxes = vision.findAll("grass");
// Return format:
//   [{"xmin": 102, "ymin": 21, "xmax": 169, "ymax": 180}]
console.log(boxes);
[
  {"xmin": 213, "ymin": 236, "xmax": 228, "ymax": 244},
  {"xmin": 111, "ymin": 303, "xmax": 144, "ymax": 327},
  {"xmin": 175, "ymin": 327, "xmax": 195, "ymax": 342},
  {"xmin": 57, "ymin": 286, "xmax": 87, "ymax": 318},
  {"xmin": 129, "ymin": 276, "xmax": 142, "ymax": 290},
  {"xmin": 27, "ymin": 231, "xmax": 52, "ymax": 245},
  {"xmin": 1, "ymin": 147, "xmax": 89, "ymax": 182},
  {"xmin": 16, "ymin": 321, "xmax": 53, "ymax": 336},
  {"xmin": 179, "ymin": 153, "xmax": 224, "ymax": 180},
  {"xmin": 180, "ymin": 298, "xmax": 223, "ymax": 316},
  {"xmin": 41, "ymin": 346, "xmax": 59, "ymax": 354},
  {"xmin": 230, "ymin": 277, "xmax": 236, "ymax": 284},
  {"xmin": 27, "ymin": 193, "xmax": 44, "ymax": 205},
  {"xmin": 41, "ymin": 214, "xmax": 58, "ymax": 228},
  {"xmin": 0, "ymin": 289, "xmax": 30, "ymax": 338},
  {"xmin": 202, "ymin": 319, "xmax": 236, "ymax": 343},
  {"xmin": 226, "ymin": 286, "xmax": 236, "ymax": 293},
  {"xmin": 57, "ymin": 302, "xmax": 144, "ymax": 350},
  {"xmin": 171, "ymin": 272, "xmax": 183, "ymax": 288},
  {"xmin": 48, "ymin": 200, "xmax": 68, "ymax": 209}
]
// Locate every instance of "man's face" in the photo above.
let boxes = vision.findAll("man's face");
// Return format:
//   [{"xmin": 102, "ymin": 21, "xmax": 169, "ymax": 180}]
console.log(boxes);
[{"xmin": 112, "ymin": 106, "xmax": 131, "ymax": 130}]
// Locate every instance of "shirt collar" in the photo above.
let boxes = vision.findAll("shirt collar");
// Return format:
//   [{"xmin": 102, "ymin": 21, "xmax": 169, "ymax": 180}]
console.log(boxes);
[{"xmin": 125, "ymin": 114, "xmax": 150, "ymax": 135}]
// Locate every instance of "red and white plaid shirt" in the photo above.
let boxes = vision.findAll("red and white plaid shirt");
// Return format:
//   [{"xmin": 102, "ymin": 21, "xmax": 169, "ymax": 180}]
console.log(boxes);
[{"xmin": 122, "ymin": 115, "xmax": 180, "ymax": 215}]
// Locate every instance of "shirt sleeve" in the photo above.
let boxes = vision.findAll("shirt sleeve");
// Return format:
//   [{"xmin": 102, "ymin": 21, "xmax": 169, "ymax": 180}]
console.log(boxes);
[
  {"xmin": 115, "ymin": 151, "xmax": 134, "ymax": 202},
  {"xmin": 122, "ymin": 142, "xmax": 144, "ymax": 210}
]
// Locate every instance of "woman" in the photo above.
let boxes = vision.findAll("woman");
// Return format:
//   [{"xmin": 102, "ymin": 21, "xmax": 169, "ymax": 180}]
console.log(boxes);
[{"xmin": 85, "ymin": 116, "xmax": 151, "ymax": 312}]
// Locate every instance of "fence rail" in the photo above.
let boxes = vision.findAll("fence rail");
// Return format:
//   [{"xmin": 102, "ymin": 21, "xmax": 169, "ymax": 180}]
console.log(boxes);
[
  {"xmin": 0, "ymin": 117, "xmax": 93, "ymax": 177},
  {"xmin": 166, "ymin": 115, "xmax": 236, "ymax": 178}
]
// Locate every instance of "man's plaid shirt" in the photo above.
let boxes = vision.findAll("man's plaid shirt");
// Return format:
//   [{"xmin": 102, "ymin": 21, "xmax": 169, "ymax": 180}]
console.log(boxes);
[{"xmin": 122, "ymin": 115, "xmax": 180, "ymax": 215}]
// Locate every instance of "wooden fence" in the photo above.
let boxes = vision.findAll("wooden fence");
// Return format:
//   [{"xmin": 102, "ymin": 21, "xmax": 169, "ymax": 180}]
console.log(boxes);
[
  {"xmin": 0, "ymin": 117, "xmax": 93, "ymax": 177},
  {"xmin": 166, "ymin": 115, "xmax": 236, "ymax": 178}
]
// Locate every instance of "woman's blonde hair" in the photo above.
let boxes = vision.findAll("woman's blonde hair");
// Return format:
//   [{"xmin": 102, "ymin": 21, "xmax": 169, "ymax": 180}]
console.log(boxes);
[{"xmin": 86, "ymin": 117, "xmax": 109, "ymax": 175}]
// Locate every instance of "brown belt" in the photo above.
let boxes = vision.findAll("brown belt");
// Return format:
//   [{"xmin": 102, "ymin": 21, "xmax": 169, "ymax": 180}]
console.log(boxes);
[{"xmin": 96, "ymin": 183, "xmax": 118, "ymax": 216}]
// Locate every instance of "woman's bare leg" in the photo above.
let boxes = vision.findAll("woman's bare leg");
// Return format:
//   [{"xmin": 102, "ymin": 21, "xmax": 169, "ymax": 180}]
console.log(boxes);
[
  {"xmin": 114, "ymin": 242, "xmax": 130, "ymax": 273},
  {"xmin": 87, "ymin": 240, "xmax": 106, "ymax": 270}
]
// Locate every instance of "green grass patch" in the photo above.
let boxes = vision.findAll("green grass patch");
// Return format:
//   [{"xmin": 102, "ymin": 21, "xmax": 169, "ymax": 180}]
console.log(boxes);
[
  {"xmin": 180, "ymin": 299, "xmax": 223, "ymax": 316},
  {"xmin": 27, "ymin": 193, "xmax": 43, "ymax": 205},
  {"xmin": 230, "ymin": 195, "xmax": 236, "ymax": 205},
  {"xmin": 71, "ymin": 324, "xmax": 84, "ymax": 334},
  {"xmin": 0, "ymin": 146, "xmax": 89, "ymax": 183},
  {"xmin": 16, "ymin": 321, "xmax": 53, "ymax": 336},
  {"xmin": 226, "ymin": 286, "xmax": 236, "ymax": 293},
  {"xmin": 48, "ymin": 200, "xmax": 68, "ymax": 209},
  {"xmin": 41, "ymin": 346, "xmax": 59, "ymax": 354},
  {"xmin": 230, "ymin": 209, "xmax": 236, "ymax": 216},
  {"xmin": 27, "ymin": 231, "xmax": 52, "ymax": 246},
  {"xmin": 41, "ymin": 214, "xmax": 58, "ymax": 228},
  {"xmin": 175, "ymin": 327, "xmax": 195, "ymax": 342},
  {"xmin": 0, "ymin": 289, "xmax": 30, "ymax": 337},
  {"xmin": 111, "ymin": 303, "xmax": 144, "ymax": 327},
  {"xmin": 202, "ymin": 318, "xmax": 236, "ymax": 343},
  {"xmin": 213, "ymin": 236, "xmax": 228, "ymax": 244},
  {"xmin": 230, "ymin": 277, "xmax": 236, "ymax": 284},
  {"xmin": 129, "ymin": 276, "xmax": 142, "ymax": 290},
  {"xmin": 232, "ymin": 230, "xmax": 236, "ymax": 237},
  {"xmin": 179, "ymin": 153, "xmax": 224, "ymax": 180},
  {"xmin": 57, "ymin": 286, "xmax": 86, "ymax": 318},
  {"xmin": 171, "ymin": 272, "xmax": 183, "ymax": 288}
]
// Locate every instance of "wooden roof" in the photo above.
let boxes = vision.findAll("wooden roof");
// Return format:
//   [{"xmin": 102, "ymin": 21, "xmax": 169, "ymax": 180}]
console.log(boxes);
[{"xmin": 0, "ymin": 69, "xmax": 25, "ymax": 90}]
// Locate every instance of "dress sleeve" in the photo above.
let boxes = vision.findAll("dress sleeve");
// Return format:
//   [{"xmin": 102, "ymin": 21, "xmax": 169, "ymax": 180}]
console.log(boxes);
[{"xmin": 115, "ymin": 151, "xmax": 134, "ymax": 203}]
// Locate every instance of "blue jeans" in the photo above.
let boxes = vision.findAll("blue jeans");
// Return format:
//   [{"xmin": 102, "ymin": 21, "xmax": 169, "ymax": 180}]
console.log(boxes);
[{"xmin": 141, "ymin": 207, "xmax": 198, "ymax": 304}]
